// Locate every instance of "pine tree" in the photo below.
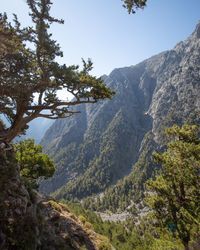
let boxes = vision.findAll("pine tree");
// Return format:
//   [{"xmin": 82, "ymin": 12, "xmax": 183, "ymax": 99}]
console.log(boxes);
[
  {"xmin": 146, "ymin": 124, "xmax": 200, "ymax": 250},
  {"xmin": 0, "ymin": 0, "xmax": 114, "ymax": 144}
]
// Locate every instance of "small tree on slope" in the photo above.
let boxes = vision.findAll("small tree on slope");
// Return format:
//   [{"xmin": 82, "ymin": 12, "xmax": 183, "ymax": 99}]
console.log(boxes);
[{"xmin": 15, "ymin": 139, "xmax": 55, "ymax": 189}]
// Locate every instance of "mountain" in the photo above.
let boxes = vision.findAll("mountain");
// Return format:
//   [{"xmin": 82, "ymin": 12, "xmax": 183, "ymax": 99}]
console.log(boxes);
[
  {"xmin": 24, "ymin": 118, "xmax": 54, "ymax": 143},
  {"xmin": 40, "ymin": 23, "xmax": 200, "ymax": 205}
]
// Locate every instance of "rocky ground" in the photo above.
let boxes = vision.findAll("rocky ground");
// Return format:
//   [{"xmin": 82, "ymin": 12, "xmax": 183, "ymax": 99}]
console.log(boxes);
[{"xmin": 0, "ymin": 149, "xmax": 112, "ymax": 250}]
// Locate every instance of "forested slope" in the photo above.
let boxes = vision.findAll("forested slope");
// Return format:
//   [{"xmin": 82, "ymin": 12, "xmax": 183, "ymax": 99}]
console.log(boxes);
[{"xmin": 41, "ymin": 23, "xmax": 200, "ymax": 205}]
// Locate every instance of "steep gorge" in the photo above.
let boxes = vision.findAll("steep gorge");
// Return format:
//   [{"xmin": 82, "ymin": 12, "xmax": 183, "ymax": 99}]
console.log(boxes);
[{"xmin": 40, "ymin": 23, "xmax": 200, "ymax": 205}]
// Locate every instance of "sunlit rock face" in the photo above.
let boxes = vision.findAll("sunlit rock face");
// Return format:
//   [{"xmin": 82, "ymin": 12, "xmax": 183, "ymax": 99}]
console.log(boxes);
[{"xmin": 40, "ymin": 23, "xmax": 200, "ymax": 200}]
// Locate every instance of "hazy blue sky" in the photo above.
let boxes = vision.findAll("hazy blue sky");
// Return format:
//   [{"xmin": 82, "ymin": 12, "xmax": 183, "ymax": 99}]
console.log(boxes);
[{"xmin": 1, "ymin": 0, "xmax": 200, "ymax": 76}]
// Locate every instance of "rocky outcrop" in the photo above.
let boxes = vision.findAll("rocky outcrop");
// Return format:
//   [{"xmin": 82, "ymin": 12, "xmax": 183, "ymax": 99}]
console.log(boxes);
[
  {"xmin": 0, "ymin": 149, "xmax": 39, "ymax": 249},
  {"xmin": 149, "ymin": 23, "xmax": 200, "ymax": 141},
  {"xmin": 37, "ymin": 200, "xmax": 109, "ymax": 250},
  {"xmin": 0, "ymin": 149, "xmax": 111, "ymax": 249}
]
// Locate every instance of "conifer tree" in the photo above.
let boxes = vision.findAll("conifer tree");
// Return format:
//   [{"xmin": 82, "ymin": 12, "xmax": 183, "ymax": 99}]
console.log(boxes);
[
  {"xmin": 146, "ymin": 124, "xmax": 200, "ymax": 250},
  {"xmin": 0, "ymin": 0, "xmax": 147, "ymax": 144},
  {"xmin": 0, "ymin": 0, "xmax": 114, "ymax": 144}
]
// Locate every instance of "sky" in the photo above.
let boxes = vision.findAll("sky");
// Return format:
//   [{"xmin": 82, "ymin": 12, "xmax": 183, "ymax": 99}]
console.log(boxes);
[{"xmin": 1, "ymin": 0, "xmax": 200, "ymax": 77}]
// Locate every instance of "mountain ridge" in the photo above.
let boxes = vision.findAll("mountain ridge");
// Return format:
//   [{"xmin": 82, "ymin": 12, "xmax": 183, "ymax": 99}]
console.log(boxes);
[{"xmin": 40, "ymin": 23, "xmax": 200, "ymax": 206}]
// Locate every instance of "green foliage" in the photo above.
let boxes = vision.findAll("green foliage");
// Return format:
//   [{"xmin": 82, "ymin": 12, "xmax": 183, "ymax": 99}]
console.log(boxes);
[
  {"xmin": 15, "ymin": 139, "xmax": 55, "ymax": 188},
  {"xmin": 0, "ymin": 0, "xmax": 114, "ymax": 143},
  {"xmin": 53, "ymin": 110, "xmax": 147, "ymax": 201},
  {"xmin": 82, "ymin": 132, "xmax": 157, "ymax": 213},
  {"xmin": 46, "ymin": 124, "xmax": 200, "ymax": 250},
  {"xmin": 64, "ymin": 125, "xmax": 200, "ymax": 249},
  {"xmin": 98, "ymin": 236, "xmax": 112, "ymax": 250},
  {"xmin": 122, "ymin": 0, "xmax": 147, "ymax": 14},
  {"xmin": 146, "ymin": 124, "xmax": 200, "ymax": 249}
]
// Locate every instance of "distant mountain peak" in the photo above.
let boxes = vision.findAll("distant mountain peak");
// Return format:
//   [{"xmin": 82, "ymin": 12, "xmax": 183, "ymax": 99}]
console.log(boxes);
[{"xmin": 195, "ymin": 21, "xmax": 200, "ymax": 38}]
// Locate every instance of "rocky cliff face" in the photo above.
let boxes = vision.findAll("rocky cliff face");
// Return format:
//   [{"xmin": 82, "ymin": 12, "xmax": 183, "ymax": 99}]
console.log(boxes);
[
  {"xmin": 149, "ymin": 23, "xmax": 200, "ymax": 141},
  {"xmin": 0, "ymin": 150, "xmax": 111, "ymax": 249},
  {"xmin": 40, "ymin": 23, "xmax": 200, "ymax": 202}
]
